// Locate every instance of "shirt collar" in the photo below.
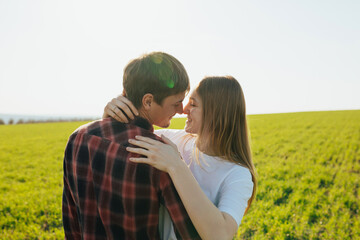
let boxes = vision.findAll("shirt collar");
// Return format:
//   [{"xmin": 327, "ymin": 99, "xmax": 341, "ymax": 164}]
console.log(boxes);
[{"xmin": 128, "ymin": 116, "xmax": 154, "ymax": 132}]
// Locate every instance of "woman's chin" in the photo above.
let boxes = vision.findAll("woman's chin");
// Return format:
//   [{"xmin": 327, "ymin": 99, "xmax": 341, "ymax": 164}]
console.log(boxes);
[
  {"xmin": 185, "ymin": 125, "xmax": 198, "ymax": 134},
  {"xmin": 184, "ymin": 124, "xmax": 192, "ymax": 133}
]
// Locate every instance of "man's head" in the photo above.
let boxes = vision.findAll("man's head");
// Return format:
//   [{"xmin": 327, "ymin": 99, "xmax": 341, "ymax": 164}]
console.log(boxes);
[{"xmin": 123, "ymin": 52, "xmax": 189, "ymax": 127}]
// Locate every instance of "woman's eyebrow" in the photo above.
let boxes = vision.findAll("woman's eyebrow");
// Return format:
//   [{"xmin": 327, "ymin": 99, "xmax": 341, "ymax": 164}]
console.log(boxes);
[{"xmin": 189, "ymin": 97, "xmax": 198, "ymax": 102}]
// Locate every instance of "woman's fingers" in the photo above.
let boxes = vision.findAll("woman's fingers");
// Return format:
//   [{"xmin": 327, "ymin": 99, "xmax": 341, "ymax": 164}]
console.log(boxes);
[
  {"xmin": 112, "ymin": 106, "xmax": 129, "ymax": 123},
  {"xmin": 103, "ymin": 95, "xmax": 138, "ymax": 123},
  {"xmin": 103, "ymin": 102, "xmax": 116, "ymax": 118},
  {"xmin": 108, "ymin": 102, "xmax": 129, "ymax": 123},
  {"xmin": 113, "ymin": 95, "xmax": 139, "ymax": 120},
  {"xmin": 134, "ymin": 135, "xmax": 161, "ymax": 145},
  {"xmin": 104, "ymin": 103, "xmax": 121, "ymax": 121},
  {"xmin": 126, "ymin": 146, "xmax": 150, "ymax": 156},
  {"xmin": 116, "ymin": 95, "xmax": 139, "ymax": 116},
  {"xmin": 129, "ymin": 157, "xmax": 150, "ymax": 163},
  {"xmin": 128, "ymin": 139, "xmax": 154, "ymax": 150},
  {"xmin": 113, "ymin": 98, "xmax": 135, "ymax": 120},
  {"xmin": 104, "ymin": 100, "xmax": 131, "ymax": 123},
  {"xmin": 103, "ymin": 102, "xmax": 112, "ymax": 118},
  {"xmin": 127, "ymin": 136, "xmax": 182, "ymax": 173}
]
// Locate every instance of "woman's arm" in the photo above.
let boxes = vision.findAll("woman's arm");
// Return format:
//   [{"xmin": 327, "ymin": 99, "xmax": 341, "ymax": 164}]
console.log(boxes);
[{"xmin": 127, "ymin": 135, "xmax": 238, "ymax": 240}]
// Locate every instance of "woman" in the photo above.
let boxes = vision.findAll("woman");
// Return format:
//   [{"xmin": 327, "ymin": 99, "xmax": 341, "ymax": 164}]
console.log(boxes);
[{"xmin": 104, "ymin": 76, "xmax": 257, "ymax": 240}]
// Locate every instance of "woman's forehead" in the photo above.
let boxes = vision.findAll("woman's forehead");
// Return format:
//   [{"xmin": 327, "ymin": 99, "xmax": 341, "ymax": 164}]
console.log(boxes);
[{"xmin": 190, "ymin": 91, "xmax": 200, "ymax": 99}]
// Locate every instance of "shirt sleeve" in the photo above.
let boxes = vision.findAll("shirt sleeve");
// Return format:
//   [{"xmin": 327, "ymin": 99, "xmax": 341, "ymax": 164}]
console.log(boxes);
[
  {"xmin": 218, "ymin": 168, "xmax": 253, "ymax": 226},
  {"xmin": 154, "ymin": 129, "xmax": 186, "ymax": 139},
  {"xmin": 159, "ymin": 172, "xmax": 200, "ymax": 240},
  {"xmin": 62, "ymin": 136, "xmax": 82, "ymax": 240}
]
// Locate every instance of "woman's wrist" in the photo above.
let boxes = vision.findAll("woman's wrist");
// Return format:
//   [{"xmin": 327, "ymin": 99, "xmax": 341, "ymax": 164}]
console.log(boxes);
[{"xmin": 168, "ymin": 157, "xmax": 189, "ymax": 179}]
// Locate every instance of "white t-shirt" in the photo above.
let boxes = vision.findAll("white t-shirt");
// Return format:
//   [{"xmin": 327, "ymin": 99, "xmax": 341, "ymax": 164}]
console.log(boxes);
[{"xmin": 156, "ymin": 129, "xmax": 253, "ymax": 239}]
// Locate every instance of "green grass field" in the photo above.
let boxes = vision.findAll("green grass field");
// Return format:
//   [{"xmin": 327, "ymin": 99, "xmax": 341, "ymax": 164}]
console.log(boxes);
[{"xmin": 0, "ymin": 110, "xmax": 359, "ymax": 239}]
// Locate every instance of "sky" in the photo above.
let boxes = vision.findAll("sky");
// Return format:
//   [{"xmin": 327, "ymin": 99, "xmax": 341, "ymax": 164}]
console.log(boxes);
[{"xmin": 0, "ymin": 0, "xmax": 359, "ymax": 117}]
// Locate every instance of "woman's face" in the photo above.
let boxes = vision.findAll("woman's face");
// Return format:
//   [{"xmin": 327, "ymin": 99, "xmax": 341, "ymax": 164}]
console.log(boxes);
[{"xmin": 183, "ymin": 91, "xmax": 202, "ymax": 134}]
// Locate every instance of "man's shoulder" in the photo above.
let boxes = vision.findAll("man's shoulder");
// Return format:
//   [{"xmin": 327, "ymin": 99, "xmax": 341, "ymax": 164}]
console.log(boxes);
[
  {"xmin": 69, "ymin": 118, "xmax": 104, "ymax": 135},
  {"xmin": 69, "ymin": 118, "xmax": 126, "ymax": 137},
  {"xmin": 69, "ymin": 118, "xmax": 162, "ymax": 144},
  {"xmin": 120, "ymin": 121, "xmax": 163, "ymax": 144}
]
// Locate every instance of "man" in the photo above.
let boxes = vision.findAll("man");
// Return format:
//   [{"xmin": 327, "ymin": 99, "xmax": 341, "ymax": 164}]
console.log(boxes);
[{"xmin": 62, "ymin": 52, "xmax": 199, "ymax": 239}]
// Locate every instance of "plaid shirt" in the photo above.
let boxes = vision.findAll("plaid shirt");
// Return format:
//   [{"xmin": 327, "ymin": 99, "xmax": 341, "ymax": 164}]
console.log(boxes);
[{"xmin": 62, "ymin": 117, "xmax": 199, "ymax": 240}]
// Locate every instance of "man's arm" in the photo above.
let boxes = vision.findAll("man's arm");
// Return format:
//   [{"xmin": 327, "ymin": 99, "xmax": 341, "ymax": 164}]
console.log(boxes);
[
  {"xmin": 62, "ymin": 177, "xmax": 81, "ymax": 240},
  {"xmin": 62, "ymin": 140, "xmax": 81, "ymax": 240}
]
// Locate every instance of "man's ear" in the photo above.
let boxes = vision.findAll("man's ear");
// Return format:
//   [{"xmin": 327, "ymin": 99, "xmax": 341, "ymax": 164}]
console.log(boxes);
[{"xmin": 142, "ymin": 93, "xmax": 154, "ymax": 110}]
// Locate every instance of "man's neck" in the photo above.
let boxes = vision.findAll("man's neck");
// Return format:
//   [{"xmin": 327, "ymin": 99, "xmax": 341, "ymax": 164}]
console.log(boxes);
[{"xmin": 126, "ymin": 115, "xmax": 154, "ymax": 132}]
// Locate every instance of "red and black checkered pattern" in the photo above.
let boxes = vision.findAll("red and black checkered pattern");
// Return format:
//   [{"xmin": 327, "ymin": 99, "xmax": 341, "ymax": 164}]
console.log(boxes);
[{"xmin": 62, "ymin": 117, "xmax": 199, "ymax": 240}]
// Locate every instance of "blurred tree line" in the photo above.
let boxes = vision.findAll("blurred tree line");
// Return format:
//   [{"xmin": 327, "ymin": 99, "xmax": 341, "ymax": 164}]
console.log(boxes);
[{"xmin": 0, "ymin": 118, "xmax": 97, "ymax": 125}]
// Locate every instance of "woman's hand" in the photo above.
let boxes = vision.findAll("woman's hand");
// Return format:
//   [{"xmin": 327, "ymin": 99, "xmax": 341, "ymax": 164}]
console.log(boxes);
[
  {"xmin": 126, "ymin": 135, "xmax": 185, "ymax": 173},
  {"xmin": 103, "ymin": 95, "xmax": 139, "ymax": 123}
]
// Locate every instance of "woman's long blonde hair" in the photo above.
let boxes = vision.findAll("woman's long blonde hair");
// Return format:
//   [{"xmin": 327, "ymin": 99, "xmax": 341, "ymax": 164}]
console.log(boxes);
[{"xmin": 196, "ymin": 76, "xmax": 257, "ymax": 213}]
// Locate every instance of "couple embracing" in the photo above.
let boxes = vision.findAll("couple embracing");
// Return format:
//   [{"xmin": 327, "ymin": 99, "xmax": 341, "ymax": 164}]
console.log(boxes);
[{"xmin": 62, "ymin": 52, "xmax": 256, "ymax": 240}]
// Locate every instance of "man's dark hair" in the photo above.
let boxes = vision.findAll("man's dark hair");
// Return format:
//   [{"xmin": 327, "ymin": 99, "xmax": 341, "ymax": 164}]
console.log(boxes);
[{"xmin": 123, "ymin": 52, "xmax": 190, "ymax": 108}]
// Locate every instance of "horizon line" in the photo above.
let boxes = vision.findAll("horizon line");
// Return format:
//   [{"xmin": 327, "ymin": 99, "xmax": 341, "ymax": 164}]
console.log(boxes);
[{"xmin": 1, "ymin": 108, "xmax": 359, "ymax": 118}]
